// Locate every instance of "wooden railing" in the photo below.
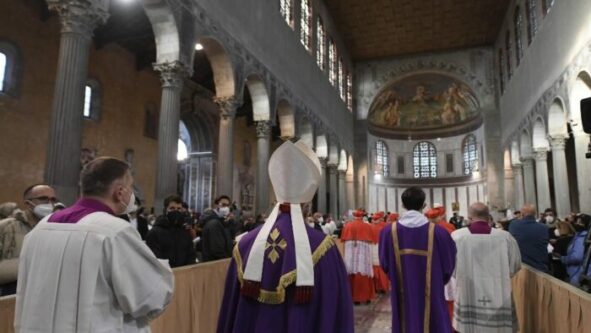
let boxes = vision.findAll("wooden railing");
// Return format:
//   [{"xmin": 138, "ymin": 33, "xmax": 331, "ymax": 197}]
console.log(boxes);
[{"xmin": 2, "ymin": 258, "xmax": 591, "ymax": 332}]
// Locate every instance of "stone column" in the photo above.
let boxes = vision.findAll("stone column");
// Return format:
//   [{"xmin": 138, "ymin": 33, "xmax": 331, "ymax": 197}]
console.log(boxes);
[
  {"xmin": 215, "ymin": 96, "xmax": 240, "ymax": 198},
  {"xmin": 255, "ymin": 120, "xmax": 271, "ymax": 214},
  {"xmin": 153, "ymin": 61, "xmax": 189, "ymax": 212},
  {"xmin": 328, "ymin": 164, "xmax": 338, "ymax": 219},
  {"xmin": 534, "ymin": 148, "xmax": 551, "ymax": 211},
  {"xmin": 512, "ymin": 164, "xmax": 525, "ymax": 210},
  {"xmin": 44, "ymin": 0, "xmax": 108, "ymax": 204},
  {"xmin": 521, "ymin": 156, "xmax": 537, "ymax": 206},
  {"xmin": 504, "ymin": 166, "xmax": 515, "ymax": 211},
  {"xmin": 338, "ymin": 170, "xmax": 346, "ymax": 218},
  {"xmin": 572, "ymin": 130, "xmax": 591, "ymax": 212},
  {"xmin": 317, "ymin": 158, "xmax": 328, "ymax": 213},
  {"xmin": 550, "ymin": 135, "xmax": 571, "ymax": 217}
]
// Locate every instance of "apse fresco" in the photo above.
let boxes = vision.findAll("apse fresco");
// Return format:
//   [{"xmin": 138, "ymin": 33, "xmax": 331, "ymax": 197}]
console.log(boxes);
[{"xmin": 368, "ymin": 73, "xmax": 479, "ymax": 131}]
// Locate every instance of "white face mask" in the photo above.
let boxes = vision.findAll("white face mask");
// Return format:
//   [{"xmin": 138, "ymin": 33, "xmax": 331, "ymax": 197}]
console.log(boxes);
[
  {"xmin": 218, "ymin": 206, "xmax": 230, "ymax": 217},
  {"xmin": 546, "ymin": 216, "xmax": 555, "ymax": 224},
  {"xmin": 307, "ymin": 222, "xmax": 315, "ymax": 228},
  {"xmin": 317, "ymin": 217, "xmax": 324, "ymax": 223},
  {"xmin": 33, "ymin": 203, "xmax": 54, "ymax": 219},
  {"xmin": 121, "ymin": 191, "xmax": 136, "ymax": 215},
  {"xmin": 554, "ymin": 229, "xmax": 561, "ymax": 237}
]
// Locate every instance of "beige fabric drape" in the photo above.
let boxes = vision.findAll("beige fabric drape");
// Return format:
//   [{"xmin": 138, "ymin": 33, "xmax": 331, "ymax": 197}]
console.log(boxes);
[{"xmin": 2, "ymin": 258, "xmax": 591, "ymax": 333}]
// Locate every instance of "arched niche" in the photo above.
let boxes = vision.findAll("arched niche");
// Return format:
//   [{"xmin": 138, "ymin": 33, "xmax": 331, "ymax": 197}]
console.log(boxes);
[
  {"xmin": 245, "ymin": 74, "xmax": 270, "ymax": 121},
  {"xmin": 277, "ymin": 100, "xmax": 295, "ymax": 139}
]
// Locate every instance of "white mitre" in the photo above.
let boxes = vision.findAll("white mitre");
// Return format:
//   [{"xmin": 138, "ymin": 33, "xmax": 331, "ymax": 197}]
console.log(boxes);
[{"xmin": 242, "ymin": 140, "xmax": 322, "ymax": 292}]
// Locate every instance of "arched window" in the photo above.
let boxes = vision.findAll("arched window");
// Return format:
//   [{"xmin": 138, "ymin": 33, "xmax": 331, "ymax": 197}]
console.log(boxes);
[
  {"xmin": 505, "ymin": 30, "xmax": 512, "ymax": 79},
  {"xmin": 347, "ymin": 72, "xmax": 353, "ymax": 112},
  {"xmin": 280, "ymin": 0, "xmax": 294, "ymax": 28},
  {"xmin": 177, "ymin": 139, "xmax": 188, "ymax": 161},
  {"xmin": 525, "ymin": 0, "xmax": 538, "ymax": 44},
  {"xmin": 375, "ymin": 140, "xmax": 389, "ymax": 176},
  {"xmin": 316, "ymin": 17, "xmax": 326, "ymax": 70},
  {"xmin": 514, "ymin": 7, "xmax": 523, "ymax": 66},
  {"xmin": 338, "ymin": 58, "xmax": 345, "ymax": 100},
  {"xmin": 328, "ymin": 38, "xmax": 337, "ymax": 86},
  {"xmin": 498, "ymin": 49, "xmax": 505, "ymax": 93},
  {"xmin": 83, "ymin": 79, "xmax": 101, "ymax": 120},
  {"xmin": 462, "ymin": 135, "xmax": 479, "ymax": 175},
  {"xmin": 300, "ymin": 0, "xmax": 312, "ymax": 52},
  {"xmin": 413, "ymin": 141, "xmax": 437, "ymax": 179},
  {"xmin": 0, "ymin": 52, "xmax": 6, "ymax": 92}
]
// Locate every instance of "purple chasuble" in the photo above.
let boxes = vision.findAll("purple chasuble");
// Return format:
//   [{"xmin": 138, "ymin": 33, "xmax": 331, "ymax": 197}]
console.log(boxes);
[
  {"xmin": 48, "ymin": 198, "xmax": 115, "ymax": 223},
  {"xmin": 217, "ymin": 212, "xmax": 354, "ymax": 333},
  {"xmin": 379, "ymin": 223, "xmax": 456, "ymax": 333},
  {"xmin": 468, "ymin": 221, "xmax": 492, "ymax": 234}
]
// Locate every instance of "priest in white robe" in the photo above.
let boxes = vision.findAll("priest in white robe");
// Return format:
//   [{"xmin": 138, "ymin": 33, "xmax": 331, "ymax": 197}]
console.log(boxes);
[
  {"xmin": 451, "ymin": 202, "xmax": 521, "ymax": 333},
  {"xmin": 15, "ymin": 157, "xmax": 174, "ymax": 333}
]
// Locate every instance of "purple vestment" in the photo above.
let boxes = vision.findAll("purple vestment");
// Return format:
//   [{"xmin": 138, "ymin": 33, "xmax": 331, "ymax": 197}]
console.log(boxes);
[
  {"xmin": 49, "ymin": 198, "xmax": 115, "ymax": 223},
  {"xmin": 217, "ymin": 212, "xmax": 354, "ymax": 333},
  {"xmin": 379, "ymin": 223, "xmax": 456, "ymax": 333}
]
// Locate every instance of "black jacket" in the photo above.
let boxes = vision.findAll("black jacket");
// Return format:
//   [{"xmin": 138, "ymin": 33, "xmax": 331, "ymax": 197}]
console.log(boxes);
[
  {"xmin": 146, "ymin": 215, "xmax": 196, "ymax": 268},
  {"xmin": 200, "ymin": 210, "xmax": 233, "ymax": 262}
]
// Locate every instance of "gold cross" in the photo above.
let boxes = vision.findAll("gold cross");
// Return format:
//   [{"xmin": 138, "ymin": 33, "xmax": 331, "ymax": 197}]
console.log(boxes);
[{"xmin": 265, "ymin": 228, "xmax": 287, "ymax": 264}]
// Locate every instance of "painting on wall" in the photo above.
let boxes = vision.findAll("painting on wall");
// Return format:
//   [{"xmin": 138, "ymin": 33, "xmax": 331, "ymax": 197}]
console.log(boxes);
[
  {"xmin": 144, "ymin": 102, "xmax": 159, "ymax": 140},
  {"xmin": 368, "ymin": 73, "xmax": 480, "ymax": 132}
]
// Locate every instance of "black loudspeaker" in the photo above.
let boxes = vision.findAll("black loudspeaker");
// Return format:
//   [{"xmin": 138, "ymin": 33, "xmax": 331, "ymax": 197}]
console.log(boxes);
[{"xmin": 582, "ymin": 97, "xmax": 591, "ymax": 134}]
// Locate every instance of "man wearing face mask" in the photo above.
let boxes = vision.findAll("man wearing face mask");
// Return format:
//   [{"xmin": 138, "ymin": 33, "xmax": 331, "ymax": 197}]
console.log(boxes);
[
  {"xmin": 146, "ymin": 195, "xmax": 196, "ymax": 268},
  {"xmin": 0, "ymin": 184, "xmax": 56, "ymax": 296},
  {"xmin": 560, "ymin": 214, "xmax": 591, "ymax": 286},
  {"xmin": 200, "ymin": 195, "xmax": 234, "ymax": 262},
  {"xmin": 15, "ymin": 157, "xmax": 173, "ymax": 332}
]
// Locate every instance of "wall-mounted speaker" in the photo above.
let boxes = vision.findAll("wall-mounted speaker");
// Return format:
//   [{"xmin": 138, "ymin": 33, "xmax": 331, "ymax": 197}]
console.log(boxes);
[{"xmin": 582, "ymin": 97, "xmax": 591, "ymax": 134}]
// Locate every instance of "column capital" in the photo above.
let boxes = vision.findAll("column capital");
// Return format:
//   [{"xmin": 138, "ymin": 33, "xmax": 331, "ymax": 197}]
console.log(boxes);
[
  {"xmin": 521, "ymin": 157, "xmax": 534, "ymax": 168},
  {"xmin": 255, "ymin": 120, "xmax": 272, "ymax": 138},
  {"xmin": 214, "ymin": 96, "xmax": 242, "ymax": 119},
  {"xmin": 318, "ymin": 157, "xmax": 328, "ymax": 167},
  {"xmin": 534, "ymin": 149, "xmax": 548, "ymax": 162},
  {"xmin": 511, "ymin": 164, "xmax": 523, "ymax": 175},
  {"xmin": 327, "ymin": 164, "xmax": 338, "ymax": 173},
  {"xmin": 153, "ymin": 61, "xmax": 190, "ymax": 89},
  {"xmin": 47, "ymin": 0, "xmax": 109, "ymax": 36},
  {"xmin": 549, "ymin": 135, "xmax": 567, "ymax": 151},
  {"xmin": 337, "ymin": 170, "xmax": 346, "ymax": 178}
]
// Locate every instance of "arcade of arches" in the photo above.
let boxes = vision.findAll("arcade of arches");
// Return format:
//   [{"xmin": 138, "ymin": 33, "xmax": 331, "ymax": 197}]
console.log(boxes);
[{"xmin": 1, "ymin": 0, "xmax": 591, "ymax": 331}]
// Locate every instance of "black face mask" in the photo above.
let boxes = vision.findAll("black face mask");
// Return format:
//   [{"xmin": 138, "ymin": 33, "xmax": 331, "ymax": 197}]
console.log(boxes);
[
  {"xmin": 574, "ymin": 224, "xmax": 587, "ymax": 232},
  {"xmin": 166, "ymin": 211, "xmax": 185, "ymax": 226}
]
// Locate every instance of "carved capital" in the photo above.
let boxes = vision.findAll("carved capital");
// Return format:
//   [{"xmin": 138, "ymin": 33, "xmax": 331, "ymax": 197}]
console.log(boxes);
[
  {"xmin": 534, "ymin": 149, "xmax": 548, "ymax": 162},
  {"xmin": 338, "ymin": 170, "xmax": 347, "ymax": 177},
  {"xmin": 153, "ymin": 61, "xmax": 189, "ymax": 89},
  {"xmin": 521, "ymin": 157, "xmax": 534, "ymax": 169},
  {"xmin": 47, "ymin": 0, "xmax": 109, "ymax": 36},
  {"xmin": 318, "ymin": 157, "xmax": 328, "ymax": 168},
  {"xmin": 549, "ymin": 135, "xmax": 567, "ymax": 151},
  {"xmin": 214, "ymin": 96, "xmax": 241, "ymax": 119},
  {"xmin": 255, "ymin": 121, "xmax": 272, "ymax": 138},
  {"xmin": 511, "ymin": 165, "xmax": 523, "ymax": 175},
  {"xmin": 327, "ymin": 164, "xmax": 338, "ymax": 174}
]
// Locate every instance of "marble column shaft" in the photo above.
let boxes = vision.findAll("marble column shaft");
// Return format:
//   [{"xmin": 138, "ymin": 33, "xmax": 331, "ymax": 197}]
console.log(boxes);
[
  {"xmin": 328, "ymin": 164, "xmax": 338, "ymax": 219},
  {"xmin": 153, "ymin": 61, "xmax": 188, "ymax": 213},
  {"xmin": 337, "ymin": 170, "xmax": 346, "ymax": 218},
  {"xmin": 512, "ymin": 164, "xmax": 525, "ymax": 210},
  {"xmin": 504, "ymin": 167, "xmax": 515, "ymax": 210},
  {"xmin": 521, "ymin": 157, "xmax": 537, "ymax": 206},
  {"xmin": 44, "ymin": 0, "xmax": 108, "ymax": 204},
  {"xmin": 255, "ymin": 121, "xmax": 271, "ymax": 214},
  {"xmin": 317, "ymin": 158, "xmax": 328, "ymax": 213},
  {"xmin": 216, "ymin": 97, "xmax": 240, "ymax": 198},
  {"xmin": 534, "ymin": 149, "xmax": 552, "ymax": 212},
  {"xmin": 550, "ymin": 136, "xmax": 571, "ymax": 217}
]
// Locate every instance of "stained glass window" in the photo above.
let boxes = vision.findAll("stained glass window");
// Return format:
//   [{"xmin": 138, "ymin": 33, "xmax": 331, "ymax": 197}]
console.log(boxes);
[
  {"xmin": 463, "ymin": 135, "xmax": 479, "ymax": 175},
  {"xmin": 328, "ymin": 39, "xmax": 337, "ymax": 86},
  {"xmin": 0, "ymin": 52, "xmax": 6, "ymax": 92},
  {"xmin": 413, "ymin": 141, "xmax": 437, "ymax": 178},
  {"xmin": 375, "ymin": 140, "xmax": 389, "ymax": 177},
  {"xmin": 525, "ymin": 0, "xmax": 538, "ymax": 44},
  {"xmin": 505, "ymin": 31, "xmax": 512, "ymax": 79},
  {"xmin": 347, "ymin": 72, "xmax": 353, "ymax": 112},
  {"xmin": 498, "ymin": 49, "xmax": 505, "ymax": 93},
  {"xmin": 280, "ymin": 0, "xmax": 294, "ymax": 28},
  {"xmin": 514, "ymin": 7, "xmax": 523, "ymax": 66},
  {"xmin": 316, "ymin": 17, "xmax": 326, "ymax": 70},
  {"xmin": 300, "ymin": 0, "xmax": 312, "ymax": 52},
  {"xmin": 338, "ymin": 58, "xmax": 345, "ymax": 101}
]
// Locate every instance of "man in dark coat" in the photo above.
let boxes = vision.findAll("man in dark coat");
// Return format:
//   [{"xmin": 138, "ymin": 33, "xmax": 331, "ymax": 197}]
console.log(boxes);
[
  {"xmin": 199, "ymin": 195, "xmax": 234, "ymax": 262},
  {"xmin": 146, "ymin": 195, "xmax": 196, "ymax": 268}
]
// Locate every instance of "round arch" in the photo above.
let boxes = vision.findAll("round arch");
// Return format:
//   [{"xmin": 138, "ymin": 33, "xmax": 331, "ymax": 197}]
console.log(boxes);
[
  {"xmin": 569, "ymin": 71, "xmax": 591, "ymax": 126},
  {"xmin": 520, "ymin": 129, "xmax": 533, "ymax": 158},
  {"xmin": 547, "ymin": 98, "xmax": 568, "ymax": 137},
  {"xmin": 196, "ymin": 37, "xmax": 236, "ymax": 97},
  {"xmin": 277, "ymin": 100, "xmax": 295, "ymax": 139},
  {"xmin": 338, "ymin": 149, "xmax": 348, "ymax": 171},
  {"xmin": 298, "ymin": 117, "xmax": 314, "ymax": 148},
  {"xmin": 532, "ymin": 117, "xmax": 549, "ymax": 150},
  {"xmin": 510, "ymin": 140, "xmax": 521, "ymax": 165},
  {"xmin": 143, "ymin": 3, "xmax": 181, "ymax": 64},
  {"xmin": 315, "ymin": 134, "xmax": 328, "ymax": 159},
  {"xmin": 245, "ymin": 74, "xmax": 270, "ymax": 121}
]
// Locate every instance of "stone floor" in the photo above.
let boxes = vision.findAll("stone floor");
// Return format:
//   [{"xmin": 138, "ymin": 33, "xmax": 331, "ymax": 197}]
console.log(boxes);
[{"xmin": 354, "ymin": 293, "xmax": 392, "ymax": 333}]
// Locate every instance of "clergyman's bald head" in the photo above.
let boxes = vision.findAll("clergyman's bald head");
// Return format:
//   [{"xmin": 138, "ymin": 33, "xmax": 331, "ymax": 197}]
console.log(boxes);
[
  {"xmin": 521, "ymin": 204, "xmax": 537, "ymax": 218},
  {"xmin": 468, "ymin": 202, "xmax": 489, "ymax": 221}
]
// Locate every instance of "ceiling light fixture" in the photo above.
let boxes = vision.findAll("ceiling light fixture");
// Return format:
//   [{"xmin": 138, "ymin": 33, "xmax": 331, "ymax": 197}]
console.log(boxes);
[{"xmin": 195, "ymin": 43, "xmax": 204, "ymax": 51}]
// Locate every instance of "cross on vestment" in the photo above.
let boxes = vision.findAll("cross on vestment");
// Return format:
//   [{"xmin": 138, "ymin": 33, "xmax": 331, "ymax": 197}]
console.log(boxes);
[
  {"xmin": 478, "ymin": 296, "xmax": 492, "ymax": 307},
  {"xmin": 265, "ymin": 228, "xmax": 287, "ymax": 264}
]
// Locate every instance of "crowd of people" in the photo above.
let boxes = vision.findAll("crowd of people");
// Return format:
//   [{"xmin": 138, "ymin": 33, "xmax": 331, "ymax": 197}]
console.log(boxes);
[{"xmin": 1, "ymin": 155, "xmax": 591, "ymax": 332}]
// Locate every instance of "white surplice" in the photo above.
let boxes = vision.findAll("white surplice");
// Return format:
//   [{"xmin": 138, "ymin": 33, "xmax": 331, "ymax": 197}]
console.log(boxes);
[
  {"xmin": 15, "ymin": 212, "xmax": 174, "ymax": 333},
  {"xmin": 451, "ymin": 228, "xmax": 521, "ymax": 333}
]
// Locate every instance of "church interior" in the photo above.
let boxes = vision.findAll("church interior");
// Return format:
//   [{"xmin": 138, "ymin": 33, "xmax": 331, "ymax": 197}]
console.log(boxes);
[{"xmin": 1, "ymin": 0, "xmax": 591, "ymax": 332}]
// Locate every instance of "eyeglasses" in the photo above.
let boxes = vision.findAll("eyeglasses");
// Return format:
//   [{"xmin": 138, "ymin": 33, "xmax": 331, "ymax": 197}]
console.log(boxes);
[{"xmin": 27, "ymin": 196, "xmax": 59, "ymax": 204}]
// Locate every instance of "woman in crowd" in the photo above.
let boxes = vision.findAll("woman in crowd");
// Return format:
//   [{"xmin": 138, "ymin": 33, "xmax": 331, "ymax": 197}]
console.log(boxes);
[
  {"xmin": 560, "ymin": 214, "xmax": 590, "ymax": 286},
  {"xmin": 551, "ymin": 221, "xmax": 576, "ymax": 280}
]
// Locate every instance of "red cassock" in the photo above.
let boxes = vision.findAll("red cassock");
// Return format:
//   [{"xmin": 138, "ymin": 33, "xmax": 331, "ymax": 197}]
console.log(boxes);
[
  {"xmin": 341, "ymin": 219, "xmax": 376, "ymax": 303},
  {"xmin": 370, "ymin": 221, "xmax": 390, "ymax": 293},
  {"xmin": 436, "ymin": 218, "xmax": 456, "ymax": 322}
]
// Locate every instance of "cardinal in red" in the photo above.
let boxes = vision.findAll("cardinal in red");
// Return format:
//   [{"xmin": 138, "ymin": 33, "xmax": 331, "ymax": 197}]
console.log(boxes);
[
  {"xmin": 341, "ymin": 209, "xmax": 376, "ymax": 303},
  {"xmin": 370, "ymin": 211, "xmax": 390, "ymax": 293}
]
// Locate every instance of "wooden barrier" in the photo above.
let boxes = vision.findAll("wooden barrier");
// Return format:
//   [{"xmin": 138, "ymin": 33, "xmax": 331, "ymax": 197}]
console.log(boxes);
[{"xmin": 2, "ymin": 257, "xmax": 591, "ymax": 332}]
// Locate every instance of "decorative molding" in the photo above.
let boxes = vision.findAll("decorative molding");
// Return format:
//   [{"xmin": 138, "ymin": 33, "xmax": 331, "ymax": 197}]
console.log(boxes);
[
  {"xmin": 533, "ymin": 149, "xmax": 548, "ymax": 162},
  {"xmin": 153, "ymin": 61, "xmax": 190, "ymax": 89},
  {"xmin": 255, "ymin": 120, "xmax": 272, "ymax": 138},
  {"xmin": 214, "ymin": 96, "xmax": 241, "ymax": 119},
  {"xmin": 47, "ymin": 0, "xmax": 109, "ymax": 36},
  {"xmin": 549, "ymin": 135, "xmax": 567, "ymax": 150}
]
